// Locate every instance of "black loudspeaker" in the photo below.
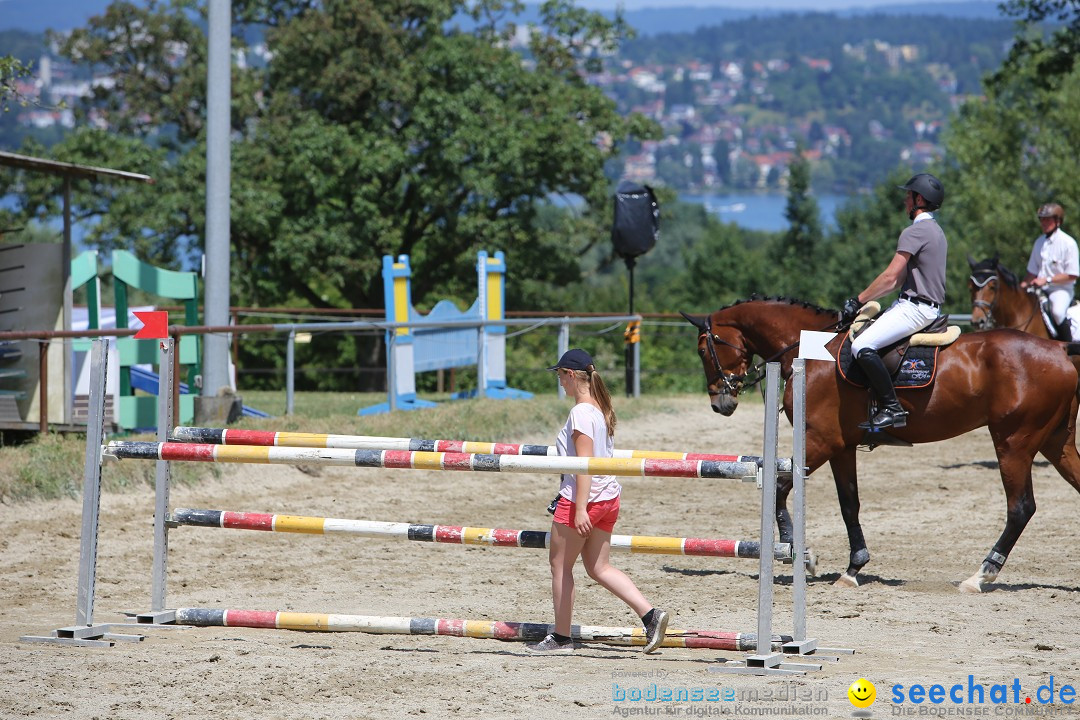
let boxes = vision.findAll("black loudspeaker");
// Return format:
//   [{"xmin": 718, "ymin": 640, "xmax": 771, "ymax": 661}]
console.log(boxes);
[{"xmin": 611, "ymin": 180, "xmax": 659, "ymax": 259}]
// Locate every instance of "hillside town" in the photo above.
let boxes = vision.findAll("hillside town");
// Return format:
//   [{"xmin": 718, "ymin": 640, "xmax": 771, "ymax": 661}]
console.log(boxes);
[
  {"xmin": 580, "ymin": 38, "xmax": 969, "ymax": 191},
  {"xmin": 6, "ymin": 11, "xmax": 1008, "ymax": 193}
]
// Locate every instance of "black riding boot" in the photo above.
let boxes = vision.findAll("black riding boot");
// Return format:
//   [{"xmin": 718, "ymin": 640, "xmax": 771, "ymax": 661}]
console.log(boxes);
[{"xmin": 855, "ymin": 348, "xmax": 907, "ymax": 430}]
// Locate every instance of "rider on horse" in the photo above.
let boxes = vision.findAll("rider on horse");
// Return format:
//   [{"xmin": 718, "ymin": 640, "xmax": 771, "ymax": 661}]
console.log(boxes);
[
  {"xmin": 1019, "ymin": 203, "xmax": 1079, "ymax": 341},
  {"xmin": 840, "ymin": 173, "xmax": 947, "ymax": 430}
]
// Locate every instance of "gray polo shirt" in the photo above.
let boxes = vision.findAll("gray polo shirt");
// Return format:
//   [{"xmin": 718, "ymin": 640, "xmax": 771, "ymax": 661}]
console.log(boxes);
[{"xmin": 898, "ymin": 213, "xmax": 947, "ymax": 305}]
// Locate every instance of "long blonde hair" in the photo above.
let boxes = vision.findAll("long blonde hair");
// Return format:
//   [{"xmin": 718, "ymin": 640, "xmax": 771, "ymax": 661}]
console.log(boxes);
[{"xmin": 568, "ymin": 366, "xmax": 617, "ymax": 438}]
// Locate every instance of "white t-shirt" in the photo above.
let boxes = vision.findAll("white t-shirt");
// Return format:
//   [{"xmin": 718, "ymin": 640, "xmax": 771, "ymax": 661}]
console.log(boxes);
[
  {"xmin": 555, "ymin": 403, "xmax": 621, "ymax": 503},
  {"xmin": 1027, "ymin": 228, "xmax": 1080, "ymax": 292}
]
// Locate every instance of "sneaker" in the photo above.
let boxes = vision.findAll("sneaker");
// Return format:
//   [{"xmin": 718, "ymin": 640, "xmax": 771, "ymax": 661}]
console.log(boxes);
[
  {"xmin": 642, "ymin": 609, "xmax": 670, "ymax": 654},
  {"xmin": 526, "ymin": 634, "xmax": 576, "ymax": 655}
]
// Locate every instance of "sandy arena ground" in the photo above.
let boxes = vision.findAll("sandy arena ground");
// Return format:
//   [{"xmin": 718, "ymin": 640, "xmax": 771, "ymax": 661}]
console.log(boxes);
[{"xmin": 2, "ymin": 395, "xmax": 1079, "ymax": 720}]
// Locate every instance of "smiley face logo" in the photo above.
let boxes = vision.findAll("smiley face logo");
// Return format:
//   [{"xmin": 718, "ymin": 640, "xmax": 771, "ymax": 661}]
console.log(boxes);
[{"xmin": 848, "ymin": 678, "xmax": 876, "ymax": 708}]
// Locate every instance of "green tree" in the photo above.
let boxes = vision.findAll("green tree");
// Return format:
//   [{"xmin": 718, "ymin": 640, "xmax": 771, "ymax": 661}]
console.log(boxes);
[
  {"xmin": 774, "ymin": 149, "xmax": 824, "ymax": 302},
  {"xmin": 995, "ymin": 0, "xmax": 1080, "ymax": 89},
  {"xmin": 943, "ymin": 3, "xmax": 1080, "ymax": 281},
  {"xmin": 0, "ymin": 0, "xmax": 659, "ymax": 390},
  {"xmin": 822, "ymin": 168, "xmax": 914, "ymax": 308},
  {"xmin": 0, "ymin": 57, "xmax": 33, "ymax": 112}
]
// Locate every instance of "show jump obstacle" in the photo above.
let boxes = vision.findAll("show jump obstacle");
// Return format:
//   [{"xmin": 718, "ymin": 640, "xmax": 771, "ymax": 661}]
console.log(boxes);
[
  {"xmin": 171, "ymin": 607, "xmax": 772, "ymax": 651},
  {"xmin": 169, "ymin": 425, "xmax": 793, "ymax": 473},
  {"xmin": 169, "ymin": 507, "xmax": 807, "ymax": 565},
  {"xmin": 358, "ymin": 251, "xmax": 531, "ymax": 415},
  {"xmin": 22, "ymin": 340, "xmax": 850, "ymax": 673}
]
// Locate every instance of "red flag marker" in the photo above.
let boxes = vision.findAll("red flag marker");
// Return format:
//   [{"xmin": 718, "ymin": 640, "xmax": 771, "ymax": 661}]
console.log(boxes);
[{"xmin": 133, "ymin": 310, "xmax": 169, "ymax": 339}]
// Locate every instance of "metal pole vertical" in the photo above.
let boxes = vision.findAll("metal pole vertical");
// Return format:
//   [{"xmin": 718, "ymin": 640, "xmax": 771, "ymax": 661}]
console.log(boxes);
[
  {"xmin": 62, "ymin": 176, "xmax": 72, "ymax": 424},
  {"xmin": 387, "ymin": 334, "xmax": 397, "ymax": 412},
  {"xmin": 624, "ymin": 258, "xmax": 635, "ymax": 397},
  {"xmin": 151, "ymin": 338, "xmax": 174, "ymax": 612},
  {"xmin": 476, "ymin": 254, "xmax": 487, "ymax": 400},
  {"xmin": 202, "ymin": 0, "xmax": 232, "ymax": 397},
  {"xmin": 39, "ymin": 341, "xmax": 48, "ymax": 434},
  {"xmin": 792, "ymin": 358, "xmax": 808, "ymax": 641},
  {"xmin": 286, "ymin": 329, "xmax": 295, "ymax": 416},
  {"xmin": 632, "ymin": 332, "xmax": 641, "ymax": 398},
  {"xmin": 556, "ymin": 319, "xmax": 569, "ymax": 400},
  {"xmin": 75, "ymin": 339, "xmax": 108, "ymax": 626},
  {"xmin": 752, "ymin": 363, "xmax": 780, "ymax": 664},
  {"xmin": 171, "ymin": 331, "xmax": 181, "ymax": 423}
]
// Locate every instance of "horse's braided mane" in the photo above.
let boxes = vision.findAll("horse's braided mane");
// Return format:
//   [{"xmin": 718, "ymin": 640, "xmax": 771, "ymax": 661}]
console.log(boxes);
[{"xmin": 716, "ymin": 294, "xmax": 836, "ymax": 317}]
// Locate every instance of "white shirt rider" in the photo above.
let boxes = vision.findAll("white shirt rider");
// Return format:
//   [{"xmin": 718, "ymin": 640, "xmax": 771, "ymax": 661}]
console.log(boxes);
[{"xmin": 1022, "ymin": 221, "xmax": 1079, "ymax": 326}]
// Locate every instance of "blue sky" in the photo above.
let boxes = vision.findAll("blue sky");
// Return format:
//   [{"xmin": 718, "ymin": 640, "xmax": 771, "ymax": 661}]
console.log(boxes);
[{"xmin": 576, "ymin": 0, "xmax": 997, "ymax": 8}]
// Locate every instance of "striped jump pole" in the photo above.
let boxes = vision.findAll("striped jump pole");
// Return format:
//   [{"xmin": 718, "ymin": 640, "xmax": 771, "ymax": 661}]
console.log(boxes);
[
  {"xmin": 105, "ymin": 442, "xmax": 762, "ymax": 480},
  {"xmin": 170, "ymin": 426, "xmax": 792, "ymax": 473},
  {"xmin": 173, "ymin": 608, "xmax": 792, "ymax": 651},
  {"xmin": 171, "ymin": 508, "xmax": 806, "ymax": 565}
]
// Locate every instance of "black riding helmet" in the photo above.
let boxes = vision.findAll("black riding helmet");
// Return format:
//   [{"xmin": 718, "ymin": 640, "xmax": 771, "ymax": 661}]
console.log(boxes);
[{"xmin": 897, "ymin": 173, "xmax": 945, "ymax": 210}]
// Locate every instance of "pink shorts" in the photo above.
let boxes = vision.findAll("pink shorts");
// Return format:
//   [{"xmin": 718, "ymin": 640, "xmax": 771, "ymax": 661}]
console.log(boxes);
[{"xmin": 553, "ymin": 495, "xmax": 620, "ymax": 533}]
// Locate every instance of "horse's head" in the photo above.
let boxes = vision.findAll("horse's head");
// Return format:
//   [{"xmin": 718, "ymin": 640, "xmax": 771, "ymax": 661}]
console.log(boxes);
[
  {"xmin": 680, "ymin": 310, "xmax": 752, "ymax": 416},
  {"xmin": 968, "ymin": 255, "xmax": 999, "ymax": 330}
]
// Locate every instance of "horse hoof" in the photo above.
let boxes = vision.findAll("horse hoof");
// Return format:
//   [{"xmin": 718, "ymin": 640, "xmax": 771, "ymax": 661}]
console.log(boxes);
[
  {"xmin": 958, "ymin": 577, "xmax": 983, "ymax": 594},
  {"xmin": 834, "ymin": 573, "xmax": 859, "ymax": 588}
]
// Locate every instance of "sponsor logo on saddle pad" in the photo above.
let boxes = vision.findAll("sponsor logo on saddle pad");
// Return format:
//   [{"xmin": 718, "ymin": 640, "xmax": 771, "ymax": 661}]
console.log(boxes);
[{"xmin": 901, "ymin": 358, "xmax": 932, "ymax": 383}]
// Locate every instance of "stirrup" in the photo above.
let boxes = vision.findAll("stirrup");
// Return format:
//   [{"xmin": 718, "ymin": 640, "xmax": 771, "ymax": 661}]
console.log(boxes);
[{"xmin": 859, "ymin": 408, "xmax": 907, "ymax": 430}]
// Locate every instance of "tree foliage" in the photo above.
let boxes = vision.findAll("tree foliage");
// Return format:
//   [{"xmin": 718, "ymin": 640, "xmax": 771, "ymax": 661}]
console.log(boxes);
[
  {"xmin": 994, "ymin": 0, "xmax": 1080, "ymax": 90},
  {"xmin": 774, "ymin": 149, "xmax": 825, "ymax": 302},
  {"xmin": 1, "ymin": 0, "xmax": 659, "ymax": 305},
  {"xmin": 943, "ymin": 1, "xmax": 1080, "ymax": 280},
  {"xmin": 0, "ymin": 0, "xmax": 660, "ymax": 390}
]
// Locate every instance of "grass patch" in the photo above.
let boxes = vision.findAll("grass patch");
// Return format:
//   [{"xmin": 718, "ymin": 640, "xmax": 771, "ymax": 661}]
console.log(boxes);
[
  {"xmin": 0, "ymin": 392, "xmax": 727, "ymax": 503},
  {"xmin": 0, "ymin": 432, "xmax": 215, "ymax": 504}
]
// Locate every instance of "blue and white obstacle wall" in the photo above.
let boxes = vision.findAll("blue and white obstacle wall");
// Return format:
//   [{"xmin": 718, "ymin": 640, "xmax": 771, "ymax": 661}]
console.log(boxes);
[{"xmin": 359, "ymin": 250, "xmax": 531, "ymax": 415}]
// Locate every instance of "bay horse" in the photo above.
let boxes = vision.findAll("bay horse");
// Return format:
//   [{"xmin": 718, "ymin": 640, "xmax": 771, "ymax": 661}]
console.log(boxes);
[
  {"xmin": 968, "ymin": 257, "xmax": 1050, "ymax": 337},
  {"xmin": 682, "ymin": 297, "xmax": 1080, "ymax": 592}
]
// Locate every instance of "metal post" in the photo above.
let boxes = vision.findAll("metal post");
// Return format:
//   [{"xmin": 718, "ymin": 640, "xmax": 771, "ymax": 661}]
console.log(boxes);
[
  {"xmin": 476, "ymin": 254, "xmax": 487, "ymax": 400},
  {"xmin": 75, "ymin": 339, "xmax": 108, "ymax": 627},
  {"xmin": 286, "ymin": 329, "xmax": 295, "ymax": 416},
  {"xmin": 632, "ymin": 336, "xmax": 641, "ymax": 398},
  {"xmin": 202, "ymin": 0, "xmax": 232, "ymax": 397},
  {"xmin": 151, "ymin": 338, "xmax": 174, "ymax": 613},
  {"xmin": 751, "ymin": 362, "xmax": 780, "ymax": 663},
  {"xmin": 556, "ymin": 319, "xmax": 570, "ymax": 400},
  {"xmin": 624, "ymin": 257, "xmax": 635, "ymax": 397},
  {"xmin": 387, "ymin": 334, "xmax": 397, "ymax": 413},
  {"xmin": 792, "ymin": 358, "xmax": 808, "ymax": 641},
  {"xmin": 171, "ymin": 331, "xmax": 181, "ymax": 424},
  {"xmin": 62, "ymin": 176, "xmax": 72, "ymax": 424},
  {"xmin": 39, "ymin": 341, "xmax": 48, "ymax": 434},
  {"xmin": 476, "ymin": 323, "xmax": 487, "ymax": 400}
]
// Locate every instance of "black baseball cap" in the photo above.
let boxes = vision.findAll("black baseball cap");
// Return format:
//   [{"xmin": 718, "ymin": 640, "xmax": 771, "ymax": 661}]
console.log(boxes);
[{"xmin": 547, "ymin": 348, "xmax": 594, "ymax": 372}]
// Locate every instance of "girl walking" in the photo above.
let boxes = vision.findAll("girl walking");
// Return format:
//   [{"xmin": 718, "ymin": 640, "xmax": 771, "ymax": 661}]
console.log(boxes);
[{"xmin": 526, "ymin": 348, "xmax": 670, "ymax": 655}]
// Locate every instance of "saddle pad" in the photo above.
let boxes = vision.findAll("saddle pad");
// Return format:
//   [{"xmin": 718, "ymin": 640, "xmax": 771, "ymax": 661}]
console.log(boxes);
[{"xmin": 837, "ymin": 336, "xmax": 939, "ymax": 390}]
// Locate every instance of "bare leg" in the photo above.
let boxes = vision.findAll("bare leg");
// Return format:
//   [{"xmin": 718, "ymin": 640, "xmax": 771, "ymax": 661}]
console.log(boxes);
[
  {"xmin": 549, "ymin": 522, "xmax": 587, "ymax": 636},
  {"xmin": 580, "ymin": 528, "xmax": 652, "ymax": 617}
]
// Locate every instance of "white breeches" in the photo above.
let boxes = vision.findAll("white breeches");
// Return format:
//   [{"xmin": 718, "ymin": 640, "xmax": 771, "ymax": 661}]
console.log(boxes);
[{"xmin": 851, "ymin": 298, "xmax": 940, "ymax": 355}]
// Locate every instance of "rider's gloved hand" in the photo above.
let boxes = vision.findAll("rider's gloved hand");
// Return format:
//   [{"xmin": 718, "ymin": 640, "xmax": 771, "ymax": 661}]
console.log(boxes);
[{"xmin": 840, "ymin": 296, "xmax": 862, "ymax": 323}]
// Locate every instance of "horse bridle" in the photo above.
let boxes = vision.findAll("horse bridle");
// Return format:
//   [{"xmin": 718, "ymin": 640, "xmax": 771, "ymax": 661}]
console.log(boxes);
[
  {"xmin": 969, "ymin": 271, "xmax": 998, "ymax": 328},
  {"xmin": 698, "ymin": 317, "xmax": 749, "ymax": 396},
  {"xmin": 698, "ymin": 314, "xmax": 845, "ymax": 395},
  {"xmin": 969, "ymin": 269, "xmax": 1039, "ymax": 331}
]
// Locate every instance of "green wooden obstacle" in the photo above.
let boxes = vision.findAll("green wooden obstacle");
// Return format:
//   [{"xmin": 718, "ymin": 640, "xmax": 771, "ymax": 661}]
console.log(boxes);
[{"xmin": 111, "ymin": 250, "xmax": 200, "ymax": 429}]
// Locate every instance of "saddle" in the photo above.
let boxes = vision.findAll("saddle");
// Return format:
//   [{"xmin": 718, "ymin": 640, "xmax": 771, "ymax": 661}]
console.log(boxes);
[{"xmin": 837, "ymin": 301, "xmax": 962, "ymax": 390}]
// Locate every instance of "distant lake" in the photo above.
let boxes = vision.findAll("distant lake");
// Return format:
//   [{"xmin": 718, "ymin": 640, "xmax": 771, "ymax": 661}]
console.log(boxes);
[{"xmin": 681, "ymin": 192, "xmax": 849, "ymax": 233}]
